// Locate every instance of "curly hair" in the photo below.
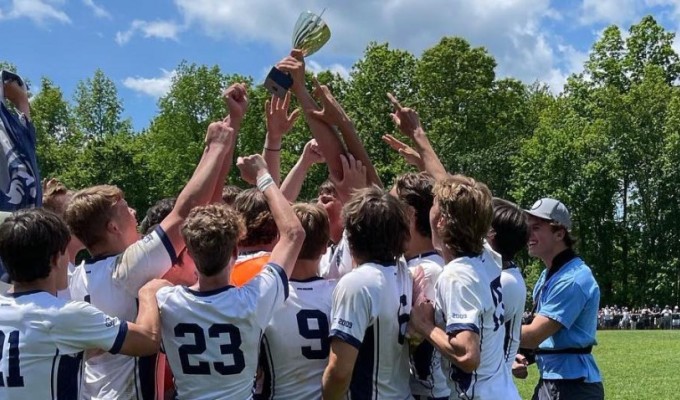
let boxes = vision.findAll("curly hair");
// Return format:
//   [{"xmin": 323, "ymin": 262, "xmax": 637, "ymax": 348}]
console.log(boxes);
[
  {"xmin": 233, "ymin": 188, "xmax": 277, "ymax": 248},
  {"xmin": 433, "ymin": 175, "xmax": 493, "ymax": 256},
  {"xmin": 222, "ymin": 185, "xmax": 243, "ymax": 206},
  {"xmin": 140, "ymin": 197, "xmax": 176, "ymax": 235},
  {"xmin": 343, "ymin": 186, "xmax": 410, "ymax": 264},
  {"xmin": 181, "ymin": 204, "xmax": 245, "ymax": 277},
  {"xmin": 42, "ymin": 179, "xmax": 71, "ymax": 216}
]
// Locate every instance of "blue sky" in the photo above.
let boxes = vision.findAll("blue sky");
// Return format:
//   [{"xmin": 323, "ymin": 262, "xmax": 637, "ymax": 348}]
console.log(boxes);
[{"xmin": 2, "ymin": 0, "xmax": 680, "ymax": 131}]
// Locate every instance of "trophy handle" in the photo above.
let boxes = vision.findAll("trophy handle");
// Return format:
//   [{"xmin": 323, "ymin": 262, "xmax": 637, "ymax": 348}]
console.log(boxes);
[{"xmin": 264, "ymin": 66, "xmax": 294, "ymax": 99}]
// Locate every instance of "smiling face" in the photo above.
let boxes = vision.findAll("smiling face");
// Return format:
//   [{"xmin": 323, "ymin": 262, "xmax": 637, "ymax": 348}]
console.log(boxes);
[{"xmin": 527, "ymin": 215, "xmax": 566, "ymax": 264}]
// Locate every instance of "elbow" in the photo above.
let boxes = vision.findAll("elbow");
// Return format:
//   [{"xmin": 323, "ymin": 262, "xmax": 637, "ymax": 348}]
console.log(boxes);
[
  {"xmin": 322, "ymin": 365, "xmax": 352, "ymax": 398},
  {"xmin": 455, "ymin": 352, "xmax": 480, "ymax": 374}
]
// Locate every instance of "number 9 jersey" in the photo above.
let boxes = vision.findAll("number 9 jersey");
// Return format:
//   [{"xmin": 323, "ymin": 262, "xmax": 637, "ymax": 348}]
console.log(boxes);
[
  {"xmin": 259, "ymin": 277, "xmax": 336, "ymax": 400},
  {"xmin": 156, "ymin": 263, "xmax": 289, "ymax": 400}
]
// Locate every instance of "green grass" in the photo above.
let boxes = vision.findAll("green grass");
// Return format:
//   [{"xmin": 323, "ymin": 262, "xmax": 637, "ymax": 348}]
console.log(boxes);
[{"xmin": 513, "ymin": 330, "xmax": 680, "ymax": 399}]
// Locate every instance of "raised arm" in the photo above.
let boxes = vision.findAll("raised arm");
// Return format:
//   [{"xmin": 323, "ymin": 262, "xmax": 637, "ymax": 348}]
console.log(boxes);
[
  {"xmin": 277, "ymin": 50, "xmax": 345, "ymax": 181},
  {"xmin": 237, "ymin": 154, "xmax": 305, "ymax": 277},
  {"xmin": 381, "ymin": 134, "xmax": 425, "ymax": 172},
  {"xmin": 262, "ymin": 92, "xmax": 300, "ymax": 185},
  {"xmin": 280, "ymin": 138, "xmax": 325, "ymax": 202},
  {"xmin": 387, "ymin": 93, "xmax": 448, "ymax": 181},
  {"xmin": 310, "ymin": 78, "xmax": 382, "ymax": 187},
  {"xmin": 3, "ymin": 77, "xmax": 31, "ymax": 119},
  {"xmin": 211, "ymin": 83, "xmax": 248, "ymax": 203},
  {"xmin": 160, "ymin": 115, "xmax": 239, "ymax": 254}
]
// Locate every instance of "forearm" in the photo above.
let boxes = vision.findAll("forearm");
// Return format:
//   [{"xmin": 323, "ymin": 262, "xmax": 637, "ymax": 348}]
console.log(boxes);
[
  {"xmin": 322, "ymin": 367, "xmax": 351, "ymax": 400},
  {"xmin": 280, "ymin": 157, "xmax": 313, "ymax": 202},
  {"xmin": 412, "ymin": 129, "xmax": 448, "ymax": 181},
  {"xmin": 262, "ymin": 134, "xmax": 282, "ymax": 185},
  {"xmin": 337, "ymin": 119, "xmax": 382, "ymax": 188},
  {"xmin": 422, "ymin": 325, "xmax": 475, "ymax": 373},
  {"xmin": 176, "ymin": 143, "xmax": 228, "ymax": 216},
  {"xmin": 520, "ymin": 323, "xmax": 546, "ymax": 349},
  {"xmin": 294, "ymin": 87, "xmax": 345, "ymax": 179}
]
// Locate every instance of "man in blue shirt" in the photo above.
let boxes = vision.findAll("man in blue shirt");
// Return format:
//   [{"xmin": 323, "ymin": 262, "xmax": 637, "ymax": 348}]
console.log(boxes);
[{"xmin": 520, "ymin": 198, "xmax": 604, "ymax": 400}]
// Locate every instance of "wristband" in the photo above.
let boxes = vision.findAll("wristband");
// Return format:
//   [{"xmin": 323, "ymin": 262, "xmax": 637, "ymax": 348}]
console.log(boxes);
[
  {"xmin": 265, "ymin": 147, "xmax": 281, "ymax": 152},
  {"xmin": 256, "ymin": 173, "xmax": 275, "ymax": 192}
]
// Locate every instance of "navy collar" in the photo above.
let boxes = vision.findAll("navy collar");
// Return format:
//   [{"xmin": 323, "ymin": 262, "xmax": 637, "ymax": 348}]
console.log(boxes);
[
  {"xmin": 184, "ymin": 285, "xmax": 234, "ymax": 297},
  {"xmin": 406, "ymin": 250, "xmax": 439, "ymax": 262},
  {"xmin": 290, "ymin": 276, "xmax": 324, "ymax": 283}
]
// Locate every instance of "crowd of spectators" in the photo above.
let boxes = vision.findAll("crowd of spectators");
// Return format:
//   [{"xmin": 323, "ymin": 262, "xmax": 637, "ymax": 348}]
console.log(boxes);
[{"xmin": 597, "ymin": 305, "xmax": 680, "ymax": 329}]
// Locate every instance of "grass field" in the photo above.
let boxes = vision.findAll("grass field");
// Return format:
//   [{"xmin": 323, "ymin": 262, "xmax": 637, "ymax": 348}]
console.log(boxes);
[{"xmin": 513, "ymin": 330, "xmax": 680, "ymax": 399}]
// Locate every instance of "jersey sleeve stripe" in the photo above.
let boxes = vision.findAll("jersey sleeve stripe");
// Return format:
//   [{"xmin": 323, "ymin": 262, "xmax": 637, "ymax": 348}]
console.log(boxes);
[
  {"xmin": 329, "ymin": 329, "xmax": 362, "ymax": 349},
  {"xmin": 153, "ymin": 225, "xmax": 178, "ymax": 265},
  {"xmin": 109, "ymin": 321, "xmax": 129, "ymax": 354},
  {"xmin": 445, "ymin": 323, "xmax": 479, "ymax": 335},
  {"xmin": 266, "ymin": 262, "xmax": 289, "ymax": 300}
]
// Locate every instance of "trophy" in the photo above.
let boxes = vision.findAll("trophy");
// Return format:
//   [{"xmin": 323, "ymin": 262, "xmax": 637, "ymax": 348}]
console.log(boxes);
[{"xmin": 264, "ymin": 10, "xmax": 331, "ymax": 98}]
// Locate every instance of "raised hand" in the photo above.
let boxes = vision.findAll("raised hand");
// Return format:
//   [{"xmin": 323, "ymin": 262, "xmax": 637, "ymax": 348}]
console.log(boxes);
[
  {"xmin": 381, "ymin": 134, "xmax": 423, "ymax": 169},
  {"xmin": 276, "ymin": 50, "xmax": 306, "ymax": 93},
  {"xmin": 387, "ymin": 93, "xmax": 423, "ymax": 139},
  {"xmin": 266, "ymin": 92, "xmax": 300, "ymax": 139},
  {"xmin": 204, "ymin": 120, "xmax": 235, "ymax": 146},
  {"xmin": 330, "ymin": 154, "xmax": 367, "ymax": 203},
  {"xmin": 301, "ymin": 138, "xmax": 325, "ymax": 165},
  {"xmin": 237, "ymin": 154, "xmax": 269, "ymax": 185},
  {"xmin": 309, "ymin": 77, "xmax": 350, "ymax": 127},
  {"xmin": 222, "ymin": 83, "xmax": 248, "ymax": 125}
]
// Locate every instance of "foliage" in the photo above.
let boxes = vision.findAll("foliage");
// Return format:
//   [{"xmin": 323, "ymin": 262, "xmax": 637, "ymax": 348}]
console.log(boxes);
[{"xmin": 4, "ymin": 14, "xmax": 680, "ymax": 306}]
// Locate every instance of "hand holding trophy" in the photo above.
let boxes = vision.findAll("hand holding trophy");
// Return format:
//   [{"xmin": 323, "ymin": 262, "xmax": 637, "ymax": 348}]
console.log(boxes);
[{"xmin": 264, "ymin": 10, "xmax": 331, "ymax": 98}]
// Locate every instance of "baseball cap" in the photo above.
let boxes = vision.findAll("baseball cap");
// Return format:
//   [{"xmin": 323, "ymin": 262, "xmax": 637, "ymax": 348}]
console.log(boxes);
[{"xmin": 525, "ymin": 198, "xmax": 572, "ymax": 230}]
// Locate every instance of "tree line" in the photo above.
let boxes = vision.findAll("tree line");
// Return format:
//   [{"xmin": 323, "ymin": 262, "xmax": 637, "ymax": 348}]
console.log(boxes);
[{"xmin": 4, "ymin": 15, "xmax": 679, "ymax": 308}]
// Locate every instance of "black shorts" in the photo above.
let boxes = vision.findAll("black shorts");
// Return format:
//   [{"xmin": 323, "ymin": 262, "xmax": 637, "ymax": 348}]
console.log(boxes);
[{"xmin": 532, "ymin": 378, "xmax": 604, "ymax": 400}]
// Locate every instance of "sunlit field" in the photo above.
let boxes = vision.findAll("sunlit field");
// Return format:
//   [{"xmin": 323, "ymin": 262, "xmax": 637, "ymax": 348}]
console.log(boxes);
[{"xmin": 514, "ymin": 330, "xmax": 680, "ymax": 400}]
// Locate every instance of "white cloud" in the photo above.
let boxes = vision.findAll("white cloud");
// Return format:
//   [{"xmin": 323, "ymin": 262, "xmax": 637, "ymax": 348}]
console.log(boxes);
[
  {"xmin": 122, "ymin": 69, "xmax": 177, "ymax": 98},
  {"xmin": 115, "ymin": 20, "xmax": 181, "ymax": 45},
  {"xmin": 0, "ymin": 0, "xmax": 70, "ymax": 24},
  {"xmin": 307, "ymin": 60, "xmax": 350, "ymax": 79},
  {"xmin": 82, "ymin": 0, "xmax": 111, "ymax": 19},
  {"xmin": 580, "ymin": 0, "xmax": 639, "ymax": 26}
]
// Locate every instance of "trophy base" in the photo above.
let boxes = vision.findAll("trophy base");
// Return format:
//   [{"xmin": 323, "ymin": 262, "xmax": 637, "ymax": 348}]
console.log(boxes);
[{"xmin": 264, "ymin": 66, "xmax": 294, "ymax": 99}]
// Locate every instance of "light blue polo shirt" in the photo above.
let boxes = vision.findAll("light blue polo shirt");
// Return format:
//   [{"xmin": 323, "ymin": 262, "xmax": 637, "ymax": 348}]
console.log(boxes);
[{"xmin": 533, "ymin": 255, "xmax": 602, "ymax": 382}]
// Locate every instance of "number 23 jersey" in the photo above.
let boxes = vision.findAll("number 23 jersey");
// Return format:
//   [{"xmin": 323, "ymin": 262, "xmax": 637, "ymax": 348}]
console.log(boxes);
[{"xmin": 156, "ymin": 263, "xmax": 289, "ymax": 400}]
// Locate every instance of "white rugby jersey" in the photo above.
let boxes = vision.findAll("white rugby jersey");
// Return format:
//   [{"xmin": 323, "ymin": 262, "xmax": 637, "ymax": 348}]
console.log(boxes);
[
  {"xmin": 500, "ymin": 265, "xmax": 526, "ymax": 372},
  {"xmin": 157, "ymin": 263, "xmax": 288, "ymax": 400},
  {"xmin": 260, "ymin": 277, "xmax": 336, "ymax": 400},
  {"xmin": 405, "ymin": 252, "xmax": 449, "ymax": 399},
  {"xmin": 434, "ymin": 255, "xmax": 520, "ymax": 400},
  {"xmin": 0, "ymin": 291, "xmax": 127, "ymax": 400},
  {"xmin": 319, "ymin": 231, "xmax": 353, "ymax": 280},
  {"xmin": 329, "ymin": 262, "xmax": 413, "ymax": 399},
  {"xmin": 69, "ymin": 226, "xmax": 176, "ymax": 400}
]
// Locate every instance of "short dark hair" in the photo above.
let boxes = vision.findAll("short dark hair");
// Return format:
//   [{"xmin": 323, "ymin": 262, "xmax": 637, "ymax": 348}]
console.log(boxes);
[
  {"xmin": 343, "ymin": 186, "xmax": 410, "ymax": 264},
  {"xmin": 140, "ymin": 197, "xmax": 176, "ymax": 235},
  {"xmin": 0, "ymin": 209, "xmax": 70, "ymax": 283},
  {"xmin": 491, "ymin": 198, "xmax": 529, "ymax": 262},
  {"xmin": 222, "ymin": 185, "xmax": 243, "ymax": 205},
  {"xmin": 233, "ymin": 189, "xmax": 277, "ymax": 247},
  {"xmin": 550, "ymin": 222, "xmax": 575, "ymax": 248},
  {"xmin": 318, "ymin": 180, "xmax": 337, "ymax": 198},
  {"xmin": 294, "ymin": 203, "xmax": 330, "ymax": 260},
  {"xmin": 181, "ymin": 204, "xmax": 245, "ymax": 277},
  {"xmin": 393, "ymin": 172, "xmax": 434, "ymax": 238}
]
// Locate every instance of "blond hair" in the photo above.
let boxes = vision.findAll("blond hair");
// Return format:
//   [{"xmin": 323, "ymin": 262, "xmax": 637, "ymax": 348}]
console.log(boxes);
[
  {"xmin": 433, "ymin": 175, "xmax": 493, "ymax": 255},
  {"xmin": 42, "ymin": 179, "xmax": 71, "ymax": 216},
  {"xmin": 64, "ymin": 185, "xmax": 123, "ymax": 248}
]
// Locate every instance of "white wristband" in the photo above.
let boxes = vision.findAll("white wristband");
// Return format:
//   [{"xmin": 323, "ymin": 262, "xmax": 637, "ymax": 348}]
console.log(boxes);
[{"xmin": 256, "ymin": 173, "xmax": 275, "ymax": 192}]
